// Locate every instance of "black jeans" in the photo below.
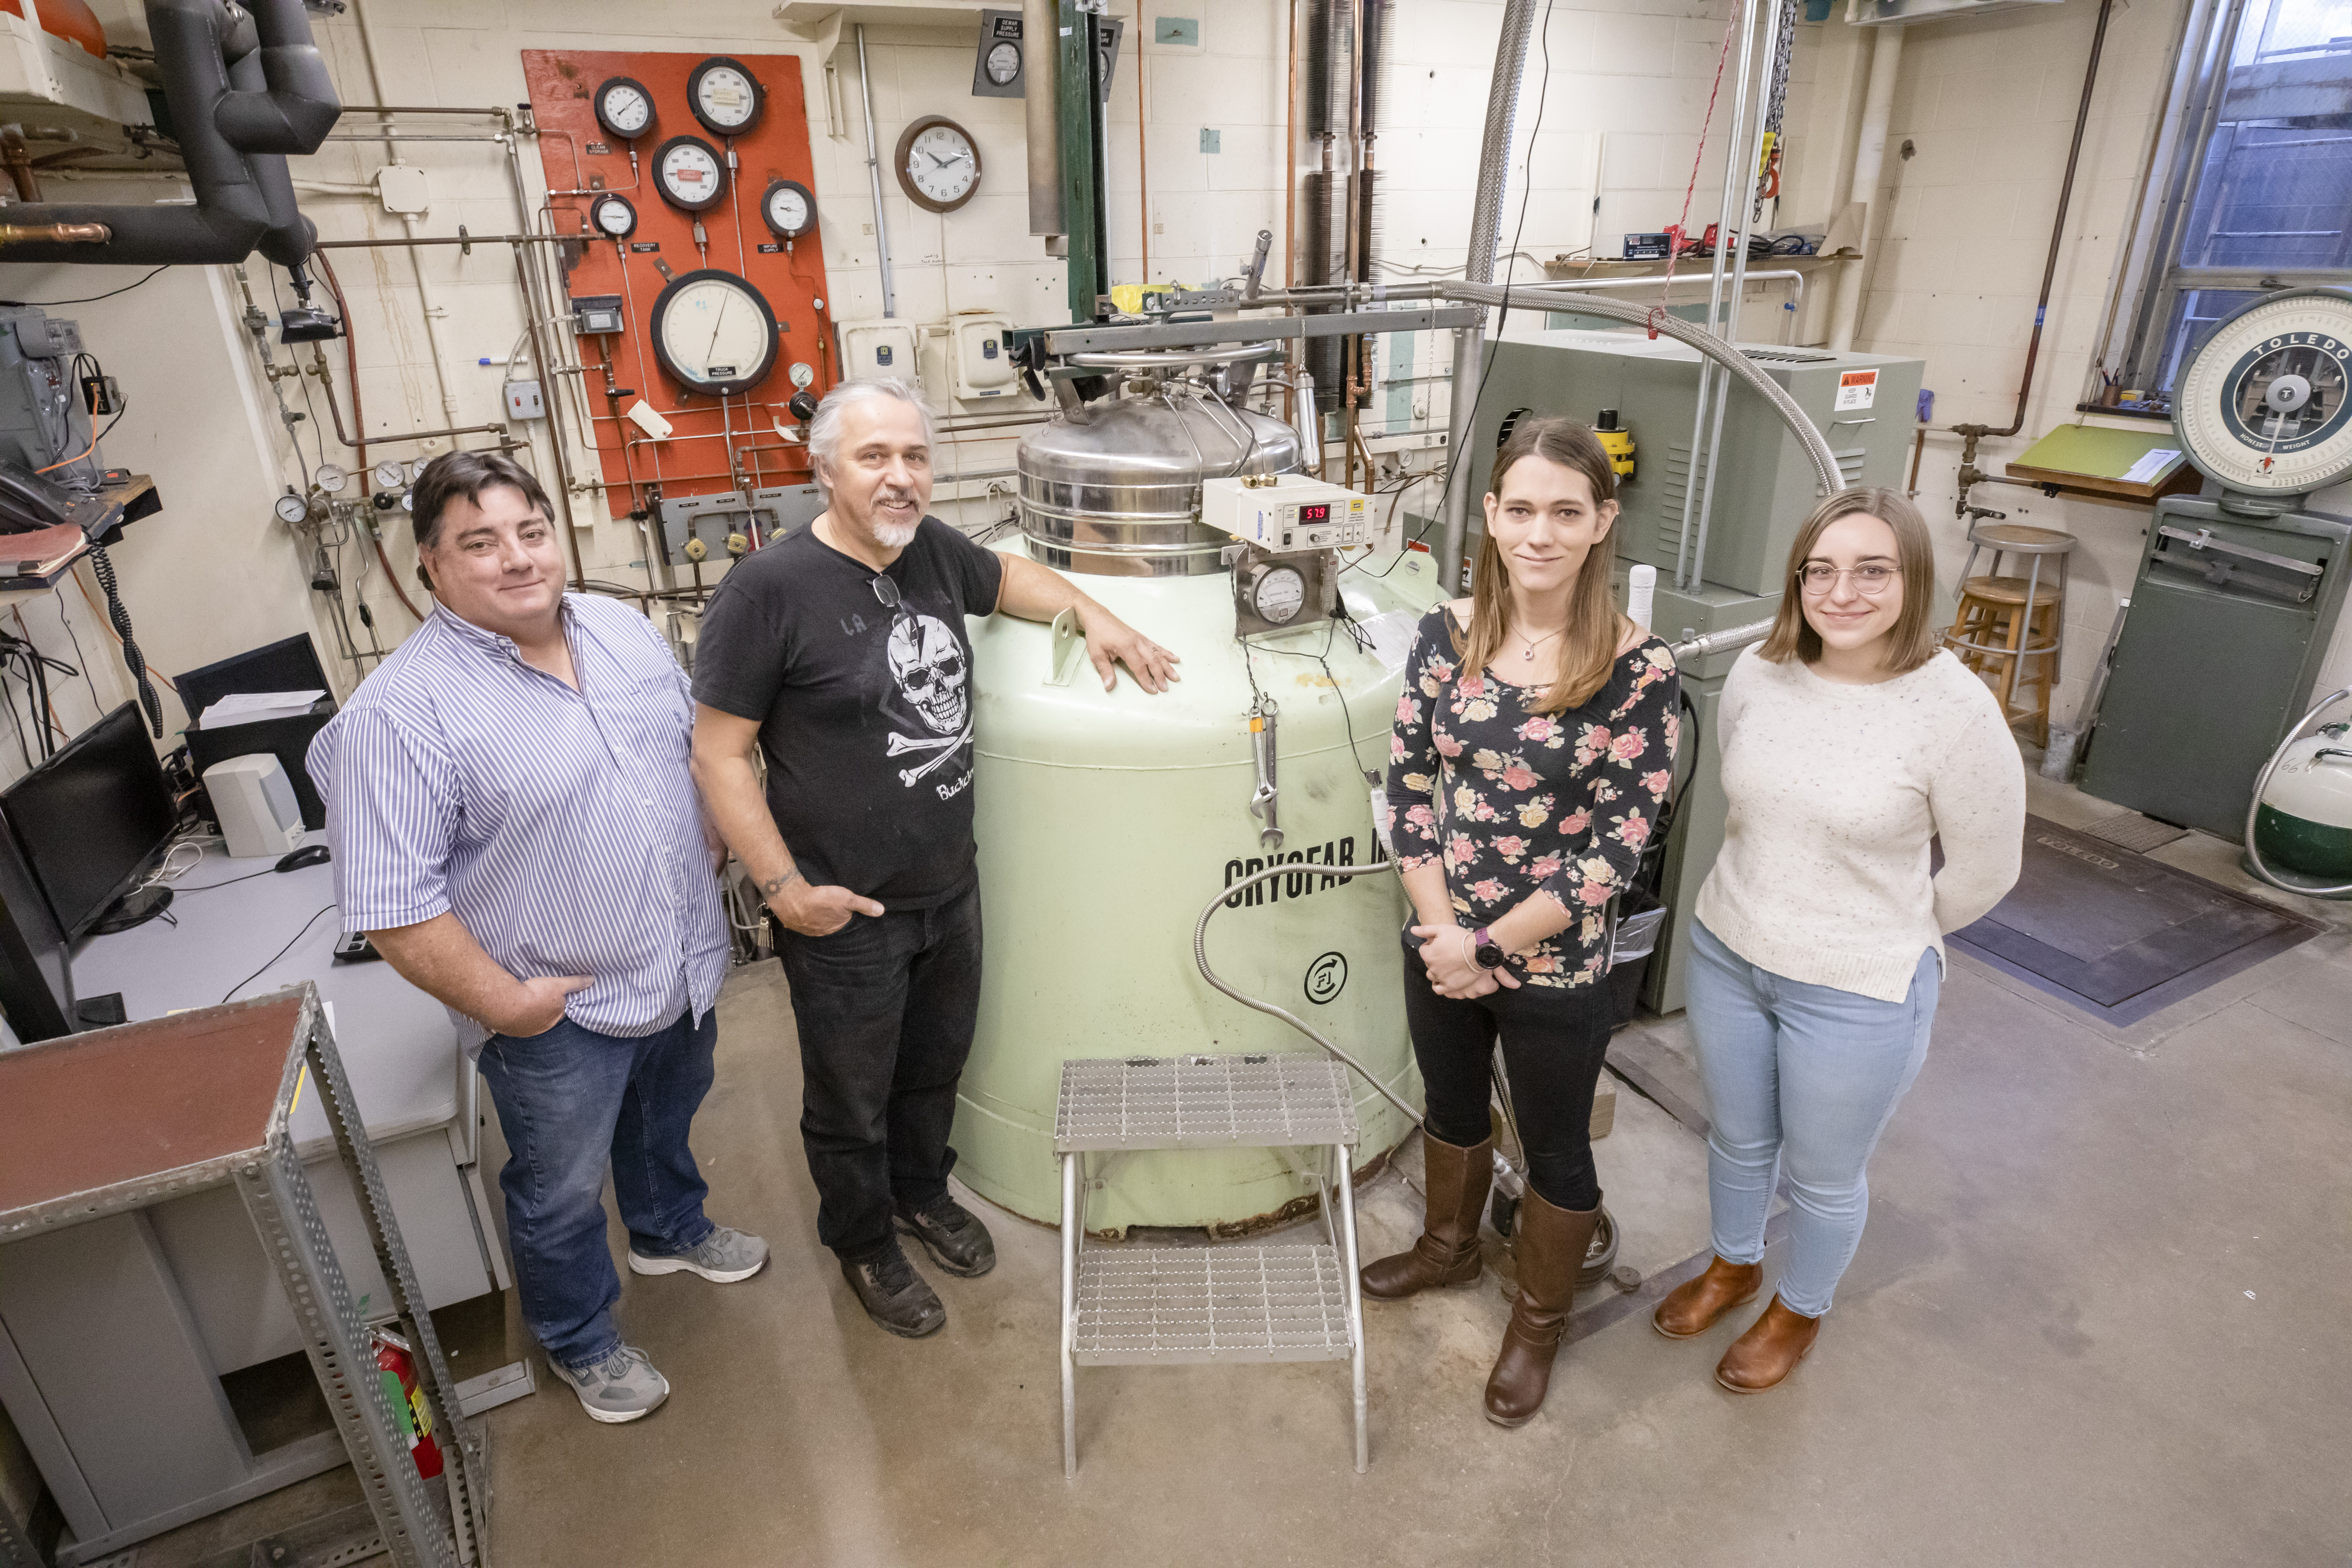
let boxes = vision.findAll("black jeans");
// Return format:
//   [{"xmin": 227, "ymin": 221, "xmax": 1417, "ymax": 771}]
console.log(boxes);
[
  {"xmin": 778, "ymin": 883, "xmax": 984, "ymax": 1259},
  {"xmin": 1402, "ymin": 945, "xmax": 1613, "ymax": 1212}
]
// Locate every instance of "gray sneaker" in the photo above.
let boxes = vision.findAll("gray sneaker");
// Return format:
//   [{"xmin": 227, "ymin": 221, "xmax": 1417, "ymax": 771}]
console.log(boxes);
[
  {"xmin": 549, "ymin": 1345, "xmax": 669, "ymax": 1424},
  {"xmin": 628, "ymin": 1226, "xmax": 770, "ymax": 1284}
]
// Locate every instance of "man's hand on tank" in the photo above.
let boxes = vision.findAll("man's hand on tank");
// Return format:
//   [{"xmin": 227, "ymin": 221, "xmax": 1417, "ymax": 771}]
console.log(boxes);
[
  {"xmin": 771, "ymin": 879, "xmax": 886, "ymax": 936},
  {"xmin": 1077, "ymin": 604, "xmax": 1182, "ymax": 694}
]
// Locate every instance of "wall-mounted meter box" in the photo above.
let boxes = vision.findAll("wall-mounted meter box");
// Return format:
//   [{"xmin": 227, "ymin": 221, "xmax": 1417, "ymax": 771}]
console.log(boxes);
[
  {"xmin": 949, "ymin": 316, "xmax": 1016, "ymax": 400},
  {"xmin": 835, "ymin": 319, "xmax": 920, "ymax": 387},
  {"xmin": 570, "ymin": 294, "xmax": 624, "ymax": 336},
  {"xmin": 1202, "ymin": 474, "xmax": 1370, "ymax": 552}
]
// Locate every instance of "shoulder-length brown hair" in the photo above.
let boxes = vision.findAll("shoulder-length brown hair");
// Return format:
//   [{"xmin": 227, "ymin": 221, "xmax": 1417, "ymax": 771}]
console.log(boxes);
[
  {"xmin": 1454, "ymin": 416, "xmax": 1630, "ymax": 715},
  {"xmin": 1757, "ymin": 485, "xmax": 1941, "ymax": 674}
]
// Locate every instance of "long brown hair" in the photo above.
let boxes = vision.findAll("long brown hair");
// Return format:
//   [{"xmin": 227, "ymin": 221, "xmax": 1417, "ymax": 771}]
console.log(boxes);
[
  {"xmin": 1757, "ymin": 486, "xmax": 1941, "ymax": 673},
  {"xmin": 1453, "ymin": 416, "xmax": 1629, "ymax": 715}
]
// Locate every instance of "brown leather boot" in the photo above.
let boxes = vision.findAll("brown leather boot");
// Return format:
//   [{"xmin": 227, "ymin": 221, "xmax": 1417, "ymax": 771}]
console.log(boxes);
[
  {"xmin": 1483, "ymin": 1189, "xmax": 1602, "ymax": 1427},
  {"xmin": 1651, "ymin": 1255, "xmax": 1763, "ymax": 1339},
  {"xmin": 1715, "ymin": 1294, "xmax": 1820, "ymax": 1393},
  {"xmin": 1360, "ymin": 1134, "xmax": 1493, "ymax": 1300}
]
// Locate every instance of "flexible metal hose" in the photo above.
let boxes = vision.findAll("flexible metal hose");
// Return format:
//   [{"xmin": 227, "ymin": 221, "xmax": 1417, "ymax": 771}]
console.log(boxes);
[{"xmin": 1435, "ymin": 281, "xmax": 1843, "ymax": 495}]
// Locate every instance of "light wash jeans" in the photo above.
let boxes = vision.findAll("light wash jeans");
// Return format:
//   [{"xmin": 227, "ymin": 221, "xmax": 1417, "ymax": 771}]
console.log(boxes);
[{"xmin": 1685, "ymin": 919, "xmax": 1938, "ymax": 1318}]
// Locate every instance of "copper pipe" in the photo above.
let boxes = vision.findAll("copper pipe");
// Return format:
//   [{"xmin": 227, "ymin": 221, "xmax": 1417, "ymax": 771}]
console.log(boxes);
[
  {"xmin": 1, "ymin": 129, "xmax": 42, "ymax": 203},
  {"xmin": 315, "ymin": 250, "xmax": 428, "ymax": 625},
  {"xmin": 0, "ymin": 221, "xmax": 109, "ymax": 245}
]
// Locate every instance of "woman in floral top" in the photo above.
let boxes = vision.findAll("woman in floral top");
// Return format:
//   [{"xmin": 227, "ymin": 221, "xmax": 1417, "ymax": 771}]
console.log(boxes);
[{"xmin": 1362, "ymin": 416, "xmax": 1679, "ymax": 1430}]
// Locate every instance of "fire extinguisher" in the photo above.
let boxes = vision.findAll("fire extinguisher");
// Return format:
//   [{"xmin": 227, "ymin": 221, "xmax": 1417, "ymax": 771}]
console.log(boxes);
[{"xmin": 370, "ymin": 1327, "xmax": 445, "ymax": 1480}]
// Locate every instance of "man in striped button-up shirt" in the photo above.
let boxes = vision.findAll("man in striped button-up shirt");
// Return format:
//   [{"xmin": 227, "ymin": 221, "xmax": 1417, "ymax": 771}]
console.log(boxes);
[{"xmin": 309, "ymin": 452, "xmax": 761, "ymax": 1427}]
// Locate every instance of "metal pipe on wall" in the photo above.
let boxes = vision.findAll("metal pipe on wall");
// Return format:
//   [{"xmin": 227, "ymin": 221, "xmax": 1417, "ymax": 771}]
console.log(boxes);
[
  {"xmin": 1827, "ymin": 23, "xmax": 1904, "ymax": 352},
  {"xmin": 855, "ymin": 24, "xmax": 898, "ymax": 317},
  {"xmin": 1024, "ymin": 0, "xmax": 1064, "ymax": 237},
  {"xmin": 1463, "ymin": 0, "xmax": 1537, "ymax": 285}
]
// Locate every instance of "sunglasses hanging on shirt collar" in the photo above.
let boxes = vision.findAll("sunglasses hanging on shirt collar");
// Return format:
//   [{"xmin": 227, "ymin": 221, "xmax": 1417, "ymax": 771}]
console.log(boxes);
[{"xmin": 871, "ymin": 574, "xmax": 902, "ymax": 614}]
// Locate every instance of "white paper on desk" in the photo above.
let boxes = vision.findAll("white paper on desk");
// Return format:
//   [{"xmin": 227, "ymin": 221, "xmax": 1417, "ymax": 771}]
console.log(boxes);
[
  {"xmin": 2119, "ymin": 448, "xmax": 2181, "ymax": 485},
  {"xmin": 1353, "ymin": 609, "xmax": 1421, "ymax": 677},
  {"xmin": 198, "ymin": 689, "xmax": 326, "ymax": 729}
]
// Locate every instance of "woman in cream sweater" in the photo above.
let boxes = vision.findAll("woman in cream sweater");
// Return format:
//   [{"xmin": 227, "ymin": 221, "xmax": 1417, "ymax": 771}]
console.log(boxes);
[{"xmin": 1652, "ymin": 485, "xmax": 2024, "ymax": 1392}]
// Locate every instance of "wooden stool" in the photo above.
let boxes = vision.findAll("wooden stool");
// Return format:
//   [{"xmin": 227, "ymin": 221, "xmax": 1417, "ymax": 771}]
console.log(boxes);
[{"xmin": 1943, "ymin": 523, "xmax": 2076, "ymax": 746}]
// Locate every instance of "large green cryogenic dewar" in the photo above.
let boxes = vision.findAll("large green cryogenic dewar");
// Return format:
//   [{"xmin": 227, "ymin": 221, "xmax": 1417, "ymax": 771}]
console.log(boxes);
[{"xmin": 953, "ymin": 388, "xmax": 1444, "ymax": 1231}]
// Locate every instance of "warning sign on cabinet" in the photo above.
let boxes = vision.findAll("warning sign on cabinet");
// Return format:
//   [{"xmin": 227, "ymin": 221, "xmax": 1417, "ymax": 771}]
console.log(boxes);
[{"xmin": 1835, "ymin": 368, "xmax": 1879, "ymax": 411}]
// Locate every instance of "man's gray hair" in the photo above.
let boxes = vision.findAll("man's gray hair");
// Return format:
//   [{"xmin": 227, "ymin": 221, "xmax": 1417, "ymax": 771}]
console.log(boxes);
[{"xmin": 807, "ymin": 377, "xmax": 935, "ymax": 477}]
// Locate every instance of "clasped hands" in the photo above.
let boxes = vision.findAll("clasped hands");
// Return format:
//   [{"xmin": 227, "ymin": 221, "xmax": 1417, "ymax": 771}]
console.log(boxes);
[{"xmin": 1413, "ymin": 922, "xmax": 1523, "ymax": 1000}]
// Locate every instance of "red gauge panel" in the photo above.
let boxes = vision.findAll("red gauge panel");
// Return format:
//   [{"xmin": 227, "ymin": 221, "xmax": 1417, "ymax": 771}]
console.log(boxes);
[{"xmin": 524, "ymin": 48, "xmax": 836, "ymax": 521}]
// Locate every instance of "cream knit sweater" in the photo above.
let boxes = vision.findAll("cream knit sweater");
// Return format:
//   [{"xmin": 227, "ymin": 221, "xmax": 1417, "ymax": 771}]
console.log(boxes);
[{"xmin": 1694, "ymin": 646, "xmax": 2026, "ymax": 1003}]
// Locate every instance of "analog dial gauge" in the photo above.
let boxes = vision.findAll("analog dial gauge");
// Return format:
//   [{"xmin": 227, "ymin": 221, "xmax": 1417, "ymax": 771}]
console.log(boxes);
[
  {"xmin": 893, "ymin": 116, "xmax": 982, "ymax": 213},
  {"xmin": 400, "ymin": 490, "xmax": 415, "ymax": 513},
  {"xmin": 1251, "ymin": 564, "xmax": 1306, "ymax": 626},
  {"xmin": 593, "ymin": 76, "xmax": 653, "ymax": 142},
  {"xmin": 649, "ymin": 269, "xmax": 779, "ymax": 397},
  {"xmin": 760, "ymin": 178, "xmax": 816, "ymax": 240},
  {"xmin": 654, "ymin": 135, "xmax": 727, "ymax": 212},
  {"xmin": 688, "ymin": 57, "xmax": 764, "ymax": 137},
  {"xmin": 2175, "ymin": 288, "xmax": 2352, "ymax": 499},
  {"xmin": 372, "ymin": 461, "xmax": 405, "ymax": 490},
  {"xmin": 984, "ymin": 40, "xmax": 1021, "ymax": 86},
  {"xmin": 274, "ymin": 492, "xmax": 309, "ymax": 524},
  {"xmin": 788, "ymin": 360, "xmax": 816, "ymax": 389},
  {"xmin": 314, "ymin": 462, "xmax": 348, "ymax": 495},
  {"xmin": 590, "ymin": 193, "xmax": 638, "ymax": 239}
]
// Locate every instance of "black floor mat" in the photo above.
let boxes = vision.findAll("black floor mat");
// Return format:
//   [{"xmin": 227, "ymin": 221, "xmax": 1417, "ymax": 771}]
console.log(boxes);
[{"xmin": 1948, "ymin": 817, "xmax": 2321, "ymax": 1025}]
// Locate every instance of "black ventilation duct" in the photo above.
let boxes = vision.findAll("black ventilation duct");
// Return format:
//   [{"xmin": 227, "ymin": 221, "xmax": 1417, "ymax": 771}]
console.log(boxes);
[{"xmin": 0, "ymin": 0, "xmax": 336, "ymax": 267}]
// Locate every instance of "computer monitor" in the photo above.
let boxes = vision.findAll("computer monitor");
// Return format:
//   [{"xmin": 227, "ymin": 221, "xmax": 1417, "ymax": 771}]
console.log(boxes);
[
  {"xmin": 176, "ymin": 633, "xmax": 331, "ymax": 722},
  {"xmin": 2, "ymin": 701, "xmax": 180, "ymax": 940}
]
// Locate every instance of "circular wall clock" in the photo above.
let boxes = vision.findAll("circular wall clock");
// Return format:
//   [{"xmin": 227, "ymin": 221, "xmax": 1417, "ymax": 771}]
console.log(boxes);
[
  {"xmin": 592, "ymin": 76, "xmax": 653, "ymax": 142},
  {"xmin": 648, "ymin": 269, "xmax": 780, "ymax": 397},
  {"xmin": 894, "ymin": 115, "xmax": 982, "ymax": 213},
  {"xmin": 590, "ymin": 192, "xmax": 638, "ymax": 240},
  {"xmin": 688, "ymin": 56, "xmax": 764, "ymax": 138},
  {"xmin": 760, "ymin": 178, "xmax": 817, "ymax": 241},
  {"xmin": 653, "ymin": 135, "xmax": 727, "ymax": 212},
  {"xmin": 982, "ymin": 39, "xmax": 1021, "ymax": 87},
  {"xmin": 2174, "ymin": 287, "xmax": 2352, "ymax": 506}
]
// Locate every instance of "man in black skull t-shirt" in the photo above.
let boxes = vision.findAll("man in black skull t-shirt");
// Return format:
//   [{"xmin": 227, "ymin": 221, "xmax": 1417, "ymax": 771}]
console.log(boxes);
[{"xmin": 691, "ymin": 378, "xmax": 1179, "ymax": 1339}]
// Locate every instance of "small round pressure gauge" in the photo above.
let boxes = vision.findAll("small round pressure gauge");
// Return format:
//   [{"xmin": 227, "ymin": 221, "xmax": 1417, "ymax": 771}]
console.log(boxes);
[
  {"xmin": 372, "ymin": 460, "xmax": 405, "ymax": 490},
  {"xmin": 314, "ymin": 462, "xmax": 348, "ymax": 495},
  {"xmin": 788, "ymin": 361, "xmax": 816, "ymax": 390},
  {"xmin": 590, "ymin": 192, "xmax": 639, "ymax": 240},
  {"xmin": 984, "ymin": 39, "xmax": 1021, "ymax": 87},
  {"xmin": 688, "ymin": 56, "xmax": 764, "ymax": 138},
  {"xmin": 653, "ymin": 135, "xmax": 727, "ymax": 212},
  {"xmin": 1250, "ymin": 563, "xmax": 1307, "ymax": 626},
  {"xmin": 400, "ymin": 489, "xmax": 415, "ymax": 513},
  {"xmin": 760, "ymin": 178, "xmax": 816, "ymax": 241},
  {"xmin": 592, "ymin": 76, "xmax": 653, "ymax": 142},
  {"xmin": 274, "ymin": 491, "xmax": 310, "ymax": 524}
]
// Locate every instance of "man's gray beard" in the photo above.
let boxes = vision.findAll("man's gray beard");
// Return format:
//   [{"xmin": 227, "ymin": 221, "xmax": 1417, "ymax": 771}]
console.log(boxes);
[{"xmin": 870, "ymin": 506, "xmax": 920, "ymax": 549}]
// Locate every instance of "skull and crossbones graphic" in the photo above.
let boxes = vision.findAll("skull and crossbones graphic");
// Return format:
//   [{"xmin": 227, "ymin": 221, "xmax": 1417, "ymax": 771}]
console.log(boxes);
[{"xmin": 883, "ymin": 613, "xmax": 973, "ymax": 786}]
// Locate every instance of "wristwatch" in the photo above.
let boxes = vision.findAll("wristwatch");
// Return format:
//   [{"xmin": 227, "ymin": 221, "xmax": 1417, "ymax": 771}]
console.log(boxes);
[{"xmin": 1470, "ymin": 926, "xmax": 1508, "ymax": 971}]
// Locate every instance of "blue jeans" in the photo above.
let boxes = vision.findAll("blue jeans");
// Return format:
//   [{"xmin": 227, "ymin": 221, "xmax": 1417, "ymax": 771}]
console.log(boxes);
[
  {"xmin": 1684, "ymin": 920, "xmax": 1938, "ymax": 1318},
  {"xmin": 477, "ymin": 1006, "xmax": 718, "ymax": 1370}
]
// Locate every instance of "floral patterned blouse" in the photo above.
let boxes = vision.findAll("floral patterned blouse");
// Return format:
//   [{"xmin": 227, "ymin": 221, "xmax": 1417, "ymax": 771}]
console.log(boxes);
[{"xmin": 1383, "ymin": 605, "xmax": 1681, "ymax": 988}]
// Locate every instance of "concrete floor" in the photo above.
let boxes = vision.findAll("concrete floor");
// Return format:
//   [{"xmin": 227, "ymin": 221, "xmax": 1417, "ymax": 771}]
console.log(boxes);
[{"xmin": 125, "ymin": 774, "xmax": 2352, "ymax": 1567}]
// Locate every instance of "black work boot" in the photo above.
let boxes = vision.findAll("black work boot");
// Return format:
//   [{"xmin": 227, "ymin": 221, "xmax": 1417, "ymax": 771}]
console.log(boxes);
[
  {"xmin": 893, "ymin": 1193, "xmax": 997, "ymax": 1278},
  {"xmin": 839, "ymin": 1239, "xmax": 946, "ymax": 1338}
]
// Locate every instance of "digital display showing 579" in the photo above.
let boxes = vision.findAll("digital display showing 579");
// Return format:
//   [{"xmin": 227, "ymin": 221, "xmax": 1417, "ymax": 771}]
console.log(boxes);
[{"xmin": 1295, "ymin": 503, "xmax": 1330, "ymax": 523}]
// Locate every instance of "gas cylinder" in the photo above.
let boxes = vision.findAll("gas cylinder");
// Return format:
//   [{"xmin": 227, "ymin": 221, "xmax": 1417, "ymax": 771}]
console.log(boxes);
[
  {"xmin": 2253, "ymin": 721, "xmax": 2352, "ymax": 879},
  {"xmin": 370, "ymin": 1327, "xmax": 445, "ymax": 1480}
]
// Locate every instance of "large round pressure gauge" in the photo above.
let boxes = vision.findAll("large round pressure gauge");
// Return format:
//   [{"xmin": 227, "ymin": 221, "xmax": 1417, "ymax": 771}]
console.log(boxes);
[
  {"xmin": 760, "ymin": 178, "xmax": 816, "ymax": 241},
  {"xmin": 653, "ymin": 135, "xmax": 727, "ymax": 212},
  {"xmin": 590, "ymin": 192, "xmax": 638, "ymax": 239},
  {"xmin": 2175, "ymin": 287, "xmax": 2352, "ymax": 503},
  {"xmin": 592, "ymin": 76, "xmax": 653, "ymax": 142},
  {"xmin": 1250, "ymin": 563, "xmax": 1307, "ymax": 626},
  {"xmin": 648, "ymin": 269, "xmax": 780, "ymax": 397},
  {"xmin": 688, "ymin": 56, "xmax": 764, "ymax": 137}
]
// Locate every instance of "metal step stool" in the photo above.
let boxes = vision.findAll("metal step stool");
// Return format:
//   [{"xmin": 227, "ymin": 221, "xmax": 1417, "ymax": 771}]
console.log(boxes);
[{"xmin": 1056, "ymin": 1051, "xmax": 1368, "ymax": 1477}]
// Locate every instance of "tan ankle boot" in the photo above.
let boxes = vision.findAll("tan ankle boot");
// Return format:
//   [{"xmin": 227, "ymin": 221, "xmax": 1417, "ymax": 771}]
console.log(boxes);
[
  {"xmin": 1482, "ymin": 1189, "xmax": 1602, "ymax": 1427},
  {"xmin": 1715, "ymin": 1294, "xmax": 1820, "ymax": 1393},
  {"xmin": 1652, "ymin": 1255, "xmax": 1762, "ymax": 1339},
  {"xmin": 1360, "ymin": 1134, "xmax": 1493, "ymax": 1300}
]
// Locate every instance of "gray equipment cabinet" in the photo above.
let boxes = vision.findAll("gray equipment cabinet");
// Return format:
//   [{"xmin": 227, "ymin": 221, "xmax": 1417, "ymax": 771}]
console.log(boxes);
[{"xmin": 0, "ymin": 989, "xmax": 490, "ymax": 1568}]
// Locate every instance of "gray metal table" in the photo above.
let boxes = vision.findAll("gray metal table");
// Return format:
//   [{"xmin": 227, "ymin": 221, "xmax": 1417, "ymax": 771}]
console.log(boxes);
[{"xmin": 0, "ymin": 989, "xmax": 488, "ymax": 1568}]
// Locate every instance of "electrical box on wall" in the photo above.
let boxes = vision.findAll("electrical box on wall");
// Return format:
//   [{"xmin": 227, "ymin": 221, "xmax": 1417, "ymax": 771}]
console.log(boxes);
[
  {"xmin": 837, "ymin": 319, "xmax": 921, "ymax": 387},
  {"xmin": 504, "ymin": 380, "xmax": 545, "ymax": 421},
  {"xmin": 949, "ymin": 316, "xmax": 1016, "ymax": 401}
]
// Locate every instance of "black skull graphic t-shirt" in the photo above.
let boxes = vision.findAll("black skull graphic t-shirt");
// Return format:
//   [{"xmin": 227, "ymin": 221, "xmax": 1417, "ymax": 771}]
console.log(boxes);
[{"xmin": 693, "ymin": 516, "xmax": 1005, "ymax": 910}]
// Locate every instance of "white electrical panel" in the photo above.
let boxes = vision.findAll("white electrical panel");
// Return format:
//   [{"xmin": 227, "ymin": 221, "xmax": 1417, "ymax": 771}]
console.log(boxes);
[
  {"xmin": 836, "ymin": 319, "xmax": 921, "ymax": 387},
  {"xmin": 949, "ymin": 315, "xmax": 1017, "ymax": 400},
  {"xmin": 1202, "ymin": 474, "xmax": 1371, "ymax": 552}
]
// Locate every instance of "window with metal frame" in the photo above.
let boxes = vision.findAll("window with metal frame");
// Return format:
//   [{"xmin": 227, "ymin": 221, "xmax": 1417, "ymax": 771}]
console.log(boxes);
[{"xmin": 2116, "ymin": 0, "xmax": 2352, "ymax": 409}]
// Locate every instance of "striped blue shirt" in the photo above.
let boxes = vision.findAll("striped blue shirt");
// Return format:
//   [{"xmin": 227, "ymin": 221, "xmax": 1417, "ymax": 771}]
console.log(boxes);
[{"xmin": 307, "ymin": 594, "xmax": 728, "ymax": 1044}]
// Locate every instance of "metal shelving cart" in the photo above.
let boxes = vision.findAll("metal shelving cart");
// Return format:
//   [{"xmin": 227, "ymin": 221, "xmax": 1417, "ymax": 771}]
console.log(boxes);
[
  {"xmin": 1055, "ymin": 1052, "xmax": 1368, "ymax": 1477},
  {"xmin": 0, "ymin": 985, "xmax": 489, "ymax": 1568}
]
